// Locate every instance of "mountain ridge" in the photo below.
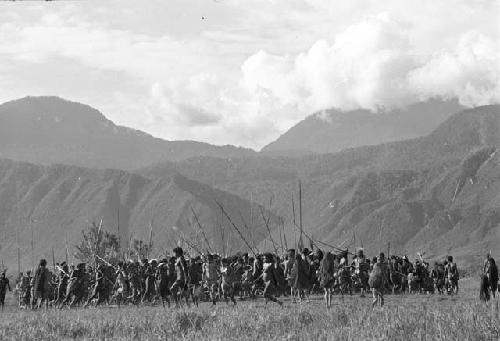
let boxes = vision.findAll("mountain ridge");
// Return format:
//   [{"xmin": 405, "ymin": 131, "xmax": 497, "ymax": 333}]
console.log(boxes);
[
  {"xmin": 0, "ymin": 157, "xmax": 282, "ymax": 271},
  {"xmin": 142, "ymin": 104, "xmax": 500, "ymax": 267},
  {"xmin": 0, "ymin": 96, "xmax": 255, "ymax": 170},
  {"xmin": 0, "ymin": 97, "xmax": 499, "ymax": 270},
  {"xmin": 262, "ymin": 100, "xmax": 465, "ymax": 154}
]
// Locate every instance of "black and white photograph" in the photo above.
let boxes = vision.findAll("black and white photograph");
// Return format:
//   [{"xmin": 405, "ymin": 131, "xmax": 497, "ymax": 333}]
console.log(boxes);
[{"xmin": 0, "ymin": 0, "xmax": 499, "ymax": 339}]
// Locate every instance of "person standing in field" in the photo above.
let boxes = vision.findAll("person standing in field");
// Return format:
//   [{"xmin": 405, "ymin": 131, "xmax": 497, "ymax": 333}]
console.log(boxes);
[
  {"xmin": 84, "ymin": 264, "xmax": 106, "ymax": 307},
  {"xmin": 274, "ymin": 256, "xmax": 285, "ymax": 297},
  {"xmin": 318, "ymin": 252, "xmax": 336, "ymax": 308},
  {"xmin": 170, "ymin": 247, "xmax": 188, "ymax": 307},
  {"xmin": 114, "ymin": 264, "xmax": 129, "ymax": 307},
  {"xmin": 203, "ymin": 254, "xmax": 219, "ymax": 305},
  {"xmin": 292, "ymin": 253, "xmax": 311, "ymax": 302},
  {"xmin": 54, "ymin": 262, "xmax": 69, "ymax": 305},
  {"xmin": 220, "ymin": 258, "xmax": 237, "ymax": 305},
  {"xmin": 261, "ymin": 253, "xmax": 283, "ymax": 306},
  {"xmin": 186, "ymin": 257, "xmax": 202, "ymax": 306},
  {"xmin": 0, "ymin": 272, "xmax": 11, "ymax": 312},
  {"xmin": 141, "ymin": 259, "xmax": 157, "ymax": 303},
  {"xmin": 32, "ymin": 259, "xmax": 51, "ymax": 309},
  {"xmin": 19, "ymin": 271, "xmax": 32, "ymax": 308},
  {"xmin": 156, "ymin": 259, "xmax": 172, "ymax": 308},
  {"xmin": 483, "ymin": 254, "xmax": 498, "ymax": 298},
  {"xmin": 444, "ymin": 255, "xmax": 459, "ymax": 295},
  {"xmin": 369, "ymin": 253, "xmax": 388, "ymax": 308},
  {"xmin": 284, "ymin": 249, "xmax": 296, "ymax": 299},
  {"xmin": 353, "ymin": 249, "xmax": 370, "ymax": 297}
]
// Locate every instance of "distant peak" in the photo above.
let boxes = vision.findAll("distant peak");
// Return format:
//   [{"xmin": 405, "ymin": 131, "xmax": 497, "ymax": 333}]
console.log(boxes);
[
  {"xmin": 8, "ymin": 95, "xmax": 80, "ymax": 106},
  {"xmin": 0, "ymin": 95, "xmax": 111, "ymax": 124},
  {"xmin": 429, "ymin": 104, "xmax": 500, "ymax": 147}
]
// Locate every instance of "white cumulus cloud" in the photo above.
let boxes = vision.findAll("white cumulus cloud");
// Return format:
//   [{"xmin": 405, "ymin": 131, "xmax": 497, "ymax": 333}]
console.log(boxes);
[
  {"xmin": 409, "ymin": 31, "xmax": 500, "ymax": 106},
  {"xmin": 237, "ymin": 13, "xmax": 499, "ymax": 118}
]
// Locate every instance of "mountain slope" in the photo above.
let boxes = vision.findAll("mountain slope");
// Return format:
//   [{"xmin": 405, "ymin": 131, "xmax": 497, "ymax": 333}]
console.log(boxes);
[
  {"xmin": 316, "ymin": 146, "xmax": 500, "ymax": 266},
  {"xmin": 0, "ymin": 159, "xmax": 277, "ymax": 272},
  {"xmin": 262, "ymin": 100, "xmax": 464, "ymax": 154},
  {"xmin": 0, "ymin": 96, "xmax": 255, "ymax": 170},
  {"xmin": 1, "ymin": 103, "xmax": 498, "ymax": 270},
  {"xmin": 143, "ymin": 105, "xmax": 500, "ymax": 266}
]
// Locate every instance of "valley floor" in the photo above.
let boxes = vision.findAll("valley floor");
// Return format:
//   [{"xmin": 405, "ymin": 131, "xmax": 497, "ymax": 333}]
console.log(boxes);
[{"xmin": 0, "ymin": 279, "xmax": 498, "ymax": 340}]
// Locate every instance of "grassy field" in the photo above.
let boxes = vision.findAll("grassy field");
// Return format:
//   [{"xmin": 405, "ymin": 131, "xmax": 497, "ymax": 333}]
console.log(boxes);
[{"xmin": 0, "ymin": 279, "xmax": 498, "ymax": 340}]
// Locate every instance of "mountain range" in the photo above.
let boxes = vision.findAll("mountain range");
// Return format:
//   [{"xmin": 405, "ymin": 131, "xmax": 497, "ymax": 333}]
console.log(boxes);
[
  {"xmin": 0, "ymin": 96, "xmax": 464, "ymax": 169},
  {"xmin": 144, "ymin": 105, "xmax": 500, "ymax": 267},
  {"xmin": 0, "ymin": 159, "xmax": 278, "ymax": 269},
  {"xmin": 0, "ymin": 96, "xmax": 498, "ymax": 271},
  {"xmin": 0, "ymin": 97, "xmax": 254, "ymax": 170},
  {"xmin": 261, "ymin": 100, "xmax": 464, "ymax": 154}
]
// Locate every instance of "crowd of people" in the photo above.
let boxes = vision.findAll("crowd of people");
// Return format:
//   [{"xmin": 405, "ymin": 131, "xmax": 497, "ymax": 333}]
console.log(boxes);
[{"xmin": 0, "ymin": 247, "xmax": 497, "ymax": 311}]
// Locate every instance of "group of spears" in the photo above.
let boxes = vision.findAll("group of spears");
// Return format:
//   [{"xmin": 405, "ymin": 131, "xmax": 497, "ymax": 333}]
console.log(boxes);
[{"xmin": 0, "ymin": 243, "xmax": 478, "ymax": 312}]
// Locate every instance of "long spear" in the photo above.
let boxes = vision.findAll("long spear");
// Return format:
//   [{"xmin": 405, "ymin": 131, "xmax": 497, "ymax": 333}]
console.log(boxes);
[
  {"xmin": 289, "ymin": 221, "xmax": 354, "ymax": 255},
  {"xmin": 238, "ymin": 212, "xmax": 259, "ymax": 254},
  {"xmin": 96, "ymin": 254, "xmax": 117, "ymax": 269},
  {"xmin": 281, "ymin": 218, "xmax": 288, "ymax": 251},
  {"xmin": 16, "ymin": 226, "xmax": 20, "ymax": 275},
  {"xmin": 216, "ymin": 201, "xmax": 256, "ymax": 257},
  {"xmin": 51, "ymin": 247, "xmax": 56, "ymax": 272},
  {"xmin": 65, "ymin": 230, "xmax": 69, "ymax": 265},
  {"xmin": 191, "ymin": 207, "xmax": 214, "ymax": 253},
  {"xmin": 259, "ymin": 205, "xmax": 279, "ymax": 255},
  {"xmin": 116, "ymin": 203, "xmax": 121, "ymax": 259},
  {"xmin": 182, "ymin": 234, "xmax": 202, "ymax": 255},
  {"xmin": 127, "ymin": 233, "xmax": 133, "ymax": 261},
  {"xmin": 291, "ymin": 194, "xmax": 298, "ymax": 250},
  {"xmin": 278, "ymin": 217, "xmax": 284, "ymax": 252},
  {"xmin": 148, "ymin": 221, "xmax": 154, "ymax": 259},
  {"xmin": 299, "ymin": 181, "xmax": 303, "ymax": 232},
  {"xmin": 220, "ymin": 210, "xmax": 225, "ymax": 256},
  {"xmin": 215, "ymin": 206, "xmax": 225, "ymax": 255},
  {"xmin": 55, "ymin": 264, "xmax": 69, "ymax": 277},
  {"xmin": 30, "ymin": 219, "xmax": 34, "ymax": 270},
  {"xmin": 94, "ymin": 219, "xmax": 103, "ymax": 267},
  {"xmin": 185, "ymin": 218, "xmax": 206, "ymax": 256}
]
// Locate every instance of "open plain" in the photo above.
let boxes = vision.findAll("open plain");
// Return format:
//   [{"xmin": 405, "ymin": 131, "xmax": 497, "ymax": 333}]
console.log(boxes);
[{"xmin": 0, "ymin": 279, "xmax": 498, "ymax": 341}]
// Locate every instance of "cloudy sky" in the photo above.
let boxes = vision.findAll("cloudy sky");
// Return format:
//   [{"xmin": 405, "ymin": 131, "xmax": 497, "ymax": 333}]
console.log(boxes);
[{"xmin": 0, "ymin": 0, "xmax": 498, "ymax": 149}]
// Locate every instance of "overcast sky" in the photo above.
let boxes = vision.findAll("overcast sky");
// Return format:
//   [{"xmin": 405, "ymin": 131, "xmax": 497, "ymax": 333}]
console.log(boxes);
[{"xmin": 0, "ymin": 0, "xmax": 498, "ymax": 149}]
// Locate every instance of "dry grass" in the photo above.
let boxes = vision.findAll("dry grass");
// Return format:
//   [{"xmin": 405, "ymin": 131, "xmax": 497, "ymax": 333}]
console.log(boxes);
[{"xmin": 0, "ymin": 279, "xmax": 498, "ymax": 341}]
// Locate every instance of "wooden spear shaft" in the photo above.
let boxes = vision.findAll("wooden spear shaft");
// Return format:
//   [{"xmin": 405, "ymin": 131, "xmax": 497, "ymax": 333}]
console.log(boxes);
[
  {"xmin": 299, "ymin": 181, "xmax": 303, "ymax": 233},
  {"xmin": 16, "ymin": 227, "xmax": 20, "ymax": 275},
  {"xmin": 65, "ymin": 231, "xmax": 69, "ymax": 265},
  {"xmin": 291, "ymin": 194, "xmax": 297, "ymax": 249},
  {"xmin": 239, "ymin": 212, "xmax": 259, "ymax": 253},
  {"xmin": 191, "ymin": 207, "xmax": 214, "ymax": 253},
  {"xmin": 216, "ymin": 201, "xmax": 256, "ymax": 257},
  {"xmin": 148, "ymin": 221, "xmax": 154, "ymax": 259},
  {"xmin": 281, "ymin": 218, "xmax": 288, "ymax": 251},
  {"xmin": 30, "ymin": 221, "xmax": 34, "ymax": 270},
  {"xmin": 259, "ymin": 205, "xmax": 279, "ymax": 255},
  {"xmin": 52, "ymin": 247, "xmax": 56, "ymax": 272}
]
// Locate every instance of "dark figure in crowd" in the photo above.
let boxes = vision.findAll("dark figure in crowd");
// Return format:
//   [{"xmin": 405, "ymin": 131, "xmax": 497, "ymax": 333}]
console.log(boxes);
[{"xmin": 0, "ymin": 272, "xmax": 12, "ymax": 312}]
